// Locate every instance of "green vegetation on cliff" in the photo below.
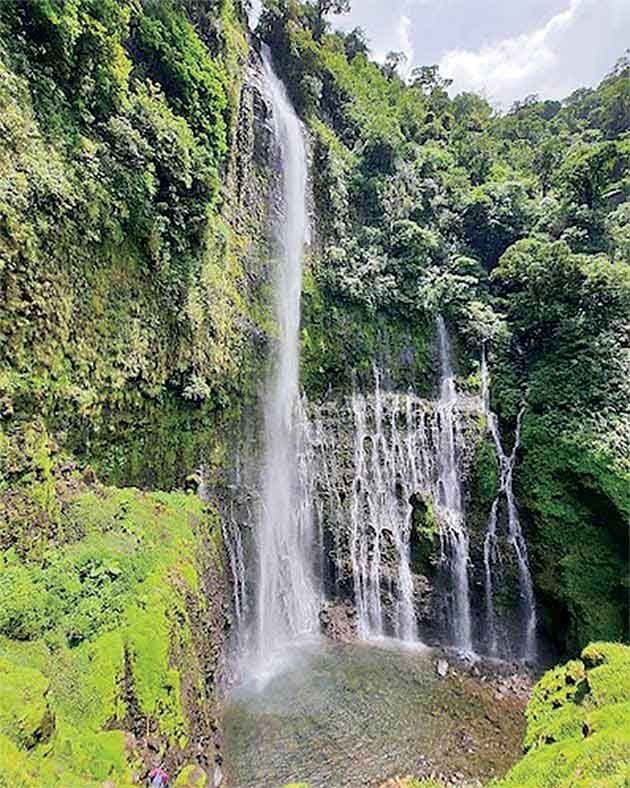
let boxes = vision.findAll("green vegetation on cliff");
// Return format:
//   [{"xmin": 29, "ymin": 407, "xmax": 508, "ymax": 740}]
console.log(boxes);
[{"xmin": 0, "ymin": 0, "xmax": 266, "ymax": 490}]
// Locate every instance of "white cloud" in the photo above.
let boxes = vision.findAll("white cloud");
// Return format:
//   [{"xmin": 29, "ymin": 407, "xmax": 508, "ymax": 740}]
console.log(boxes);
[
  {"xmin": 438, "ymin": 0, "xmax": 629, "ymax": 108},
  {"xmin": 398, "ymin": 15, "xmax": 415, "ymax": 75},
  {"xmin": 438, "ymin": 0, "xmax": 582, "ymax": 107},
  {"xmin": 372, "ymin": 13, "xmax": 415, "ymax": 75}
]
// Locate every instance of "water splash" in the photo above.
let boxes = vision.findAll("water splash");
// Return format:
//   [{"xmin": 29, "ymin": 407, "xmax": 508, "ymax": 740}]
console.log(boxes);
[
  {"xmin": 246, "ymin": 0, "xmax": 262, "ymax": 29},
  {"xmin": 435, "ymin": 316, "xmax": 473, "ymax": 653},
  {"xmin": 481, "ymin": 344, "xmax": 537, "ymax": 662},
  {"xmin": 251, "ymin": 46, "xmax": 320, "ymax": 665}
]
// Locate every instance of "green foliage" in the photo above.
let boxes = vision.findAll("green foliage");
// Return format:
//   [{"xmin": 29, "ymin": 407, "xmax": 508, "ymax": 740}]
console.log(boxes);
[
  {"xmin": 1, "ymin": 0, "xmax": 135, "ymax": 125},
  {"xmin": 491, "ymin": 239, "xmax": 630, "ymax": 352},
  {"xmin": 135, "ymin": 1, "xmax": 228, "ymax": 157},
  {"xmin": 301, "ymin": 266, "xmax": 432, "ymax": 398},
  {"xmin": 558, "ymin": 140, "xmax": 628, "ymax": 209},
  {"xmin": 462, "ymin": 181, "xmax": 534, "ymax": 269}
]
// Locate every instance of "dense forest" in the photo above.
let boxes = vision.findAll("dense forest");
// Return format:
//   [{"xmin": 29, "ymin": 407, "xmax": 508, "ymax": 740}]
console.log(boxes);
[{"xmin": 0, "ymin": 0, "xmax": 628, "ymax": 786}]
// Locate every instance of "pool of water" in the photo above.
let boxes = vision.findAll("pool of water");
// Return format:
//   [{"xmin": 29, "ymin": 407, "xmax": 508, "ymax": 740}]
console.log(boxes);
[{"xmin": 223, "ymin": 639, "xmax": 526, "ymax": 787}]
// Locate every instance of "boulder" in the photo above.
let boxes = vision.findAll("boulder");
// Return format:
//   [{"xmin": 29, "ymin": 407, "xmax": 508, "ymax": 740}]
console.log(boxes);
[
  {"xmin": 437, "ymin": 658, "xmax": 449, "ymax": 678},
  {"xmin": 319, "ymin": 602, "xmax": 357, "ymax": 643}
]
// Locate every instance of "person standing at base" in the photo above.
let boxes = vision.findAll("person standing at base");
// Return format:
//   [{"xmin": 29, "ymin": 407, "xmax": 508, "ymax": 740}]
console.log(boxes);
[{"xmin": 147, "ymin": 765, "xmax": 170, "ymax": 787}]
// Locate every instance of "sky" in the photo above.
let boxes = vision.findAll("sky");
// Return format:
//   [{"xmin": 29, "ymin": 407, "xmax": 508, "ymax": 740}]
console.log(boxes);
[{"xmin": 335, "ymin": 0, "xmax": 630, "ymax": 109}]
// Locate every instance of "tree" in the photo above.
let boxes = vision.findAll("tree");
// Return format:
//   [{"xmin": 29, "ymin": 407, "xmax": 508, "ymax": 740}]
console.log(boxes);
[
  {"xmin": 491, "ymin": 238, "xmax": 630, "ymax": 353},
  {"xmin": 462, "ymin": 181, "xmax": 534, "ymax": 269},
  {"xmin": 558, "ymin": 141, "xmax": 622, "ymax": 209},
  {"xmin": 410, "ymin": 65, "xmax": 452, "ymax": 94},
  {"xmin": 534, "ymin": 136, "xmax": 565, "ymax": 196},
  {"xmin": 342, "ymin": 26, "xmax": 369, "ymax": 61},
  {"xmin": 410, "ymin": 64, "xmax": 452, "ymax": 118},
  {"xmin": 311, "ymin": 0, "xmax": 351, "ymax": 40},
  {"xmin": 382, "ymin": 51, "xmax": 407, "ymax": 80}
]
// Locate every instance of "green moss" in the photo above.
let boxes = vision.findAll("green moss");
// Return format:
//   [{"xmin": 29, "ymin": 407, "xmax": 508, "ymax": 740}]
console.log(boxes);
[
  {"xmin": 523, "ymin": 659, "xmax": 587, "ymax": 751},
  {"xmin": 126, "ymin": 574, "xmax": 188, "ymax": 745},
  {"xmin": 175, "ymin": 764, "xmax": 208, "ymax": 786},
  {"xmin": 0, "ymin": 660, "xmax": 52, "ymax": 749},
  {"xmin": 581, "ymin": 642, "xmax": 630, "ymax": 707},
  {"xmin": 301, "ymin": 266, "xmax": 432, "ymax": 399},
  {"xmin": 0, "ymin": 483, "xmax": 223, "ymax": 785},
  {"xmin": 0, "ymin": 733, "xmax": 31, "ymax": 785},
  {"xmin": 497, "ymin": 642, "xmax": 630, "ymax": 787},
  {"xmin": 519, "ymin": 414, "xmax": 628, "ymax": 652}
]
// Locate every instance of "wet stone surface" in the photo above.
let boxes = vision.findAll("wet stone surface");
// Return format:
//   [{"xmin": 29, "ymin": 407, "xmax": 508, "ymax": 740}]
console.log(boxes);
[{"xmin": 223, "ymin": 640, "xmax": 527, "ymax": 788}]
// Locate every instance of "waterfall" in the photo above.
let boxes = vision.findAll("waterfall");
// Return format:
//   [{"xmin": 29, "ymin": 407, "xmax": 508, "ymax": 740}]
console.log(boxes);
[
  {"xmin": 222, "ymin": 504, "xmax": 248, "ymax": 631},
  {"xmin": 251, "ymin": 46, "xmax": 319, "ymax": 662},
  {"xmin": 481, "ymin": 345, "xmax": 537, "ymax": 662},
  {"xmin": 435, "ymin": 317, "xmax": 473, "ymax": 653},
  {"xmin": 349, "ymin": 370, "xmax": 419, "ymax": 641}
]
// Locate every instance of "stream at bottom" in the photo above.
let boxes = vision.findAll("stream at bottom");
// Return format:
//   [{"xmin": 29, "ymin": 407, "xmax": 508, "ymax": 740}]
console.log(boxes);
[{"xmin": 223, "ymin": 640, "xmax": 526, "ymax": 788}]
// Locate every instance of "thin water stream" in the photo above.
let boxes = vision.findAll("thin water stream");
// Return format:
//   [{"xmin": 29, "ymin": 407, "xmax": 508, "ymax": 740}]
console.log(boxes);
[
  {"xmin": 435, "ymin": 316, "xmax": 473, "ymax": 653},
  {"xmin": 481, "ymin": 346, "xmax": 537, "ymax": 662}
]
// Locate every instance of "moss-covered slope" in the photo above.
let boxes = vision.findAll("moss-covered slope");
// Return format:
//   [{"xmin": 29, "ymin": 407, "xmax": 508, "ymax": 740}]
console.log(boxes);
[{"xmin": 0, "ymin": 471, "xmax": 227, "ymax": 786}]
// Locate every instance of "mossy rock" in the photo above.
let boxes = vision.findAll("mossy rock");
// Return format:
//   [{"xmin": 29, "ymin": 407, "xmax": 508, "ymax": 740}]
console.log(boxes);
[
  {"xmin": 499, "ymin": 642, "xmax": 630, "ymax": 787},
  {"xmin": 174, "ymin": 765, "xmax": 207, "ymax": 786},
  {"xmin": 580, "ymin": 641, "xmax": 630, "ymax": 707},
  {"xmin": 0, "ymin": 658, "xmax": 54, "ymax": 749}
]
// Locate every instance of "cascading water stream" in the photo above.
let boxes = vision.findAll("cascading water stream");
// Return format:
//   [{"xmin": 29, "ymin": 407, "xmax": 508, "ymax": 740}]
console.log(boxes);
[
  {"xmin": 250, "ymin": 46, "xmax": 319, "ymax": 665},
  {"xmin": 349, "ymin": 370, "xmax": 419, "ymax": 642},
  {"xmin": 435, "ymin": 317, "xmax": 473, "ymax": 653},
  {"xmin": 481, "ymin": 345, "xmax": 537, "ymax": 662}
]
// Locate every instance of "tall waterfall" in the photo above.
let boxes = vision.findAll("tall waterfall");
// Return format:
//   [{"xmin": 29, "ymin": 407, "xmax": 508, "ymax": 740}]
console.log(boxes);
[
  {"xmin": 435, "ymin": 317, "xmax": 473, "ymax": 653},
  {"xmin": 481, "ymin": 345, "xmax": 537, "ymax": 661},
  {"xmin": 252, "ymin": 47, "xmax": 319, "ymax": 661}
]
